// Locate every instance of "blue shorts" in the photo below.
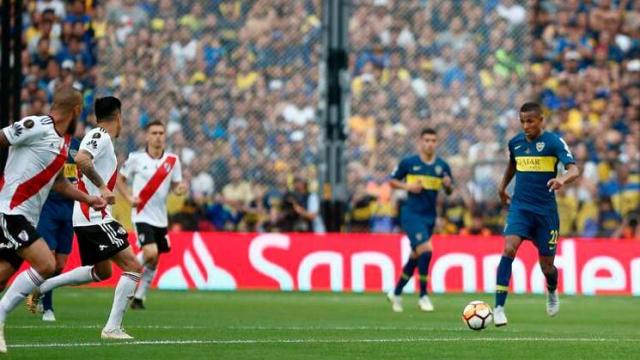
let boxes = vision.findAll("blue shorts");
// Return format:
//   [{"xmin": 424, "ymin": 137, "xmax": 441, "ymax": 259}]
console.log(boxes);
[
  {"xmin": 37, "ymin": 201, "xmax": 74, "ymax": 255},
  {"xmin": 504, "ymin": 208, "xmax": 559, "ymax": 256},
  {"xmin": 401, "ymin": 213, "xmax": 435, "ymax": 250}
]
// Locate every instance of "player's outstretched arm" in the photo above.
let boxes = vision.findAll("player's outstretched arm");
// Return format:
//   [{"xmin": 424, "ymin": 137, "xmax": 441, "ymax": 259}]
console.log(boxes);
[
  {"xmin": 52, "ymin": 172, "xmax": 107, "ymax": 210},
  {"xmin": 547, "ymin": 163, "xmax": 580, "ymax": 191},
  {"xmin": 498, "ymin": 161, "xmax": 516, "ymax": 205},
  {"xmin": 116, "ymin": 174, "xmax": 138, "ymax": 206},
  {"xmin": 75, "ymin": 149, "xmax": 116, "ymax": 204}
]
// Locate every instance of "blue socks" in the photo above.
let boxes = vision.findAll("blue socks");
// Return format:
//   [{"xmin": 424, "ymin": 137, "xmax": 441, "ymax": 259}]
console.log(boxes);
[
  {"xmin": 545, "ymin": 266, "xmax": 558, "ymax": 292},
  {"xmin": 42, "ymin": 290, "xmax": 53, "ymax": 311},
  {"xmin": 393, "ymin": 258, "xmax": 418, "ymax": 296},
  {"xmin": 495, "ymin": 256, "xmax": 514, "ymax": 307},
  {"xmin": 418, "ymin": 252, "xmax": 432, "ymax": 297}
]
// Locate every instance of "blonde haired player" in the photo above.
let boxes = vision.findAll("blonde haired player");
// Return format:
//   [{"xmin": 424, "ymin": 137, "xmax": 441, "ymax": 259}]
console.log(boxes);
[{"xmin": 117, "ymin": 120, "xmax": 186, "ymax": 309}]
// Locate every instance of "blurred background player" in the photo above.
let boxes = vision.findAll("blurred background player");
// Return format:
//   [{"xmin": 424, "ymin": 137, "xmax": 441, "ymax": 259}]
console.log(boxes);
[
  {"xmin": 386, "ymin": 128, "xmax": 453, "ymax": 312},
  {"xmin": 26, "ymin": 97, "xmax": 143, "ymax": 340},
  {"xmin": 36, "ymin": 135, "xmax": 80, "ymax": 322},
  {"xmin": 0, "ymin": 86, "xmax": 106, "ymax": 353},
  {"xmin": 117, "ymin": 120, "xmax": 186, "ymax": 310},
  {"xmin": 494, "ymin": 102, "xmax": 580, "ymax": 326}
]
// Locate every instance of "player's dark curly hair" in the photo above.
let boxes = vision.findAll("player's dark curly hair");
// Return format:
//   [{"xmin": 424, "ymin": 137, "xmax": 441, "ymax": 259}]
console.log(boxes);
[
  {"xmin": 94, "ymin": 96, "xmax": 121, "ymax": 123},
  {"xmin": 520, "ymin": 102, "xmax": 542, "ymax": 114}
]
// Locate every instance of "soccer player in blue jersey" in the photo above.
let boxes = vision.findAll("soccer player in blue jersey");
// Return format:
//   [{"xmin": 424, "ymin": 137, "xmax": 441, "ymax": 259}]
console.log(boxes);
[
  {"xmin": 36, "ymin": 137, "xmax": 80, "ymax": 322},
  {"xmin": 494, "ymin": 102, "xmax": 580, "ymax": 326},
  {"xmin": 386, "ymin": 128, "xmax": 453, "ymax": 312}
]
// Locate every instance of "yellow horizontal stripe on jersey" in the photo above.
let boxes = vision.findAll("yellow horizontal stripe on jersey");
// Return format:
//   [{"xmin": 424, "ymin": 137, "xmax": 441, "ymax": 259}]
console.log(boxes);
[
  {"xmin": 63, "ymin": 163, "xmax": 77, "ymax": 178},
  {"xmin": 515, "ymin": 156, "xmax": 557, "ymax": 172},
  {"xmin": 406, "ymin": 174, "xmax": 442, "ymax": 190}
]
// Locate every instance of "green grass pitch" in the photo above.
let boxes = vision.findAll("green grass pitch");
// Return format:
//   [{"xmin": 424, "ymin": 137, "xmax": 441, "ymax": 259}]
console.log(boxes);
[{"xmin": 3, "ymin": 289, "xmax": 638, "ymax": 359}]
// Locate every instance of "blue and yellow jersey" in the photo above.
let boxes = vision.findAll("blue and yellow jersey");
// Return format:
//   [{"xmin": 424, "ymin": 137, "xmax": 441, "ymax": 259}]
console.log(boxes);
[
  {"xmin": 42, "ymin": 137, "xmax": 80, "ymax": 210},
  {"xmin": 509, "ymin": 132, "xmax": 575, "ymax": 214},
  {"xmin": 391, "ymin": 155, "xmax": 452, "ymax": 218}
]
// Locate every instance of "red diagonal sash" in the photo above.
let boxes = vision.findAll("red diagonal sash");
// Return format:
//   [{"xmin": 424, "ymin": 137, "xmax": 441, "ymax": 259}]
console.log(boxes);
[
  {"xmin": 10, "ymin": 136, "xmax": 70, "ymax": 209},
  {"xmin": 137, "ymin": 155, "xmax": 177, "ymax": 212},
  {"xmin": 78, "ymin": 169, "xmax": 118, "ymax": 220},
  {"xmin": 77, "ymin": 172, "xmax": 91, "ymax": 220}
]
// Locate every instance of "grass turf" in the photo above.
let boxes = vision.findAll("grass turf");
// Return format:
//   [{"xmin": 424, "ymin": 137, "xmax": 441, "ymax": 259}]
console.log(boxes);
[{"xmin": 3, "ymin": 289, "xmax": 638, "ymax": 359}]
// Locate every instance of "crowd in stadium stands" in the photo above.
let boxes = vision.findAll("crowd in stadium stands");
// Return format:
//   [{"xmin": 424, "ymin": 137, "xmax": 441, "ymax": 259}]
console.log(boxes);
[{"xmin": 20, "ymin": 0, "xmax": 639, "ymax": 238}]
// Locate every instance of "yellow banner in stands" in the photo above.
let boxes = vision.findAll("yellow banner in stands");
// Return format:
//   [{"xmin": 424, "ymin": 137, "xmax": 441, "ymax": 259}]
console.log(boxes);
[
  {"xmin": 406, "ymin": 174, "xmax": 442, "ymax": 190},
  {"xmin": 515, "ymin": 156, "xmax": 557, "ymax": 172}
]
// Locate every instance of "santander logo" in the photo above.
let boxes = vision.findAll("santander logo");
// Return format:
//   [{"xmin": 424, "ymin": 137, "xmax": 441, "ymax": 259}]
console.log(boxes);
[
  {"xmin": 157, "ymin": 232, "xmax": 237, "ymax": 290},
  {"xmin": 147, "ymin": 233, "xmax": 640, "ymax": 296}
]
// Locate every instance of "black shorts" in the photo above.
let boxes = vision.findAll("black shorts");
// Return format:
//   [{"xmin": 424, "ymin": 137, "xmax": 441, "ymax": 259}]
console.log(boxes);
[
  {"xmin": 75, "ymin": 222, "xmax": 130, "ymax": 266},
  {"xmin": 0, "ymin": 213, "xmax": 41, "ymax": 269},
  {"xmin": 135, "ymin": 223, "xmax": 170, "ymax": 253}
]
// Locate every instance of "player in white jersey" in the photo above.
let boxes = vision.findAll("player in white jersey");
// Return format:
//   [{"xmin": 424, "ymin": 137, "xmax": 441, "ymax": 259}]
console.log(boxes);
[
  {"xmin": 0, "ymin": 86, "xmax": 107, "ymax": 353},
  {"xmin": 26, "ymin": 96, "xmax": 143, "ymax": 340},
  {"xmin": 116, "ymin": 120, "xmax": 186, "ymax": 309}
]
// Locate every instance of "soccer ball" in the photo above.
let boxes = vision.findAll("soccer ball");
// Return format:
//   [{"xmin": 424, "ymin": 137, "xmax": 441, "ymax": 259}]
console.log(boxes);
[{"xmin": 462, "ymin": 300, "xmax": 493, "ymax": 331}]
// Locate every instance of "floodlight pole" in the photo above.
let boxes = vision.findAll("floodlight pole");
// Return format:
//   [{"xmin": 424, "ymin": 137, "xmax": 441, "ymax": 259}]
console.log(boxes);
[{"xmin": 319, "ymin": 0, "xmax": 350, "ymax": 232}]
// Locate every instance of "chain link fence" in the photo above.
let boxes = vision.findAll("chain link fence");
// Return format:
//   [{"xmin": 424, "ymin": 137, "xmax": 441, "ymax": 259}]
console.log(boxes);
[
  {"xmin": 99, "ymin": 0, "xmax": 324, "ymax": 231},
  {"xmin": 95, "ymin": 0, "xmax": 638, "ymax": 237},
  {"xmin": 345, "ymin": 0, "xmax": 529, "ymax": 233}
]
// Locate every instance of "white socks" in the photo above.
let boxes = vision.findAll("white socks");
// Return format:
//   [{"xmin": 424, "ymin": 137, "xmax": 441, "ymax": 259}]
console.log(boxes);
[
  {"xmin": 104, "ymin": 272, "xmax": 140, "ymax": 330},
  {"xmin": 134, "ymin": 252, "xmax": 156, "ymax": 300},
  {"xmin": 0, "ymin": 268, "xmax": 44, "ymax": 323},
  {"xmin": 134, "ymin": 265, "xmax": 156, "ymax": 300},
  {"xmin": 39, "ymin": 266, "xmax": 99, "ymax": 293}
]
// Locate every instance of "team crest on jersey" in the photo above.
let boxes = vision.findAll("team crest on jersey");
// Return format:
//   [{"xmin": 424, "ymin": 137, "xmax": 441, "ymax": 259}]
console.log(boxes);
[
  {"xmin": 435, "ymin": 165, "xmax": 442, "ymax": 175},
  {"xmin": 18, "ymin": 230, "xmax": 29, "ymax": 243},
  {"xmin": 24, "ymin": 119, "xmax": 34, "ymax": 129},
  {"xmin": 536, "ymin": 142, "xmax": 545, "ymax": 152},
  {"xmin": 93, "ymin": 132, "xmax": 101, "ymax": 139}
]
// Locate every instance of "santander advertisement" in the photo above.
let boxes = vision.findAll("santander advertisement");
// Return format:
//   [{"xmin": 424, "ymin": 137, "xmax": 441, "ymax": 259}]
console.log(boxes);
[{"xmin": 60, "ymin": 233, "xmax": 640, "ymax": 296}]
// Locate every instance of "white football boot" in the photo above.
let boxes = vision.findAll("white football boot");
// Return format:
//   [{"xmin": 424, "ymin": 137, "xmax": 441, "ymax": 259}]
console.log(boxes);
[
  {"xmin": 101, "ymin": 328, "xmax": 134, "ymax": 340},
  {"xmin": 547, "ymin": 290, "xmax": 560, "ymax": 317},
  {"xmin": 386, "ymin": 291, "xmax": 403, "ymax": 312},
  {"xmin": 418, "ymin": 295, "xmax": 434, "ymax": 312},
  {"xmin": 494, "ymin": 306, "xmax": 508, "ymax": 327}
]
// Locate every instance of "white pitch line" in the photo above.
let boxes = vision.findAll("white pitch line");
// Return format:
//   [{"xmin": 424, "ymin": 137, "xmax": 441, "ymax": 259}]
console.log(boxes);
[
  {"xmin": 8, "ymin": 337, "xmax": 639, "ymax": 349},
  {"xmin": 7, "ymin": 325, "xmax": 210, "ymax": 330}
]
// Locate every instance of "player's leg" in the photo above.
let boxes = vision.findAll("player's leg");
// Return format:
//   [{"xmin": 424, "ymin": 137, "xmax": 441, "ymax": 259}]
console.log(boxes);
[
  {"xmin": 41, "ymin": 217, "xmax": 74, "ymax": 321},
  {"xmin": 0, "ymin": 240, "xmax": 55, "ymax": 325},
  {"xmin": 132, "ymin": 242, "xmax": 158, "ymax": 309},
  {"xmin": 26, "ymin": 226, "xmax": 107, "ymax": 314},
  {"xmin": 415, "ymin": 239, "xmax": 434, "ymax": 312},
  {"xmin": 101, "ymin": 222, "xmax": 142, "ymax": 339},
  {"xmin": 36, "ymin": 211, "xmax": 60, "ymax": 317},
  {"xmin": 535, "ymin": 212, "xmax": 560, "ymax": 316},
  {"xmin": 387, "ymin": 216, "xmax": 420, "ymax": 312},
  {"xmin": 0, "ymin": 256, "xmax": 19, "ymax": 293},
  {"xmin": 495, "ymin": 209, "xmax": 531, "ymax": 326},
  {"xmin": 0, "ymin": 258, "xmax": 18, "ymax": 354},
  {"xmin": 132, "ymin": 224, "xmax": 166, "ymax": 309}
]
